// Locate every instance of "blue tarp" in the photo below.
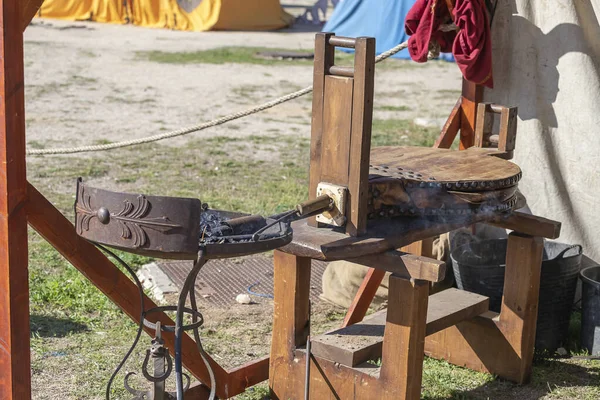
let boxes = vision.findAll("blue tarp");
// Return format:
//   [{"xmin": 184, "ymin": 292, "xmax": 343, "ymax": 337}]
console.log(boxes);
[{"xmin": 322, "ymin": 0, "xmax": 454, "ymax": 62}]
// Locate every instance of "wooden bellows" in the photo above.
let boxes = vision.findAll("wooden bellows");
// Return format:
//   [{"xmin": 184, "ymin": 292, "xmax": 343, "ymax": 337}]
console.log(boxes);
[{"xmin": 308, "ymin": 33, "xmax": 522, "ymax": 237}]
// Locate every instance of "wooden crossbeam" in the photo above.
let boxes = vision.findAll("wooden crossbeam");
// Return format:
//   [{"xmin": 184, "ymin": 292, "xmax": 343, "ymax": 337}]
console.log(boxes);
[{"xmin": 22, "ymin": 0, "xmax": 44, "ymax": 31}]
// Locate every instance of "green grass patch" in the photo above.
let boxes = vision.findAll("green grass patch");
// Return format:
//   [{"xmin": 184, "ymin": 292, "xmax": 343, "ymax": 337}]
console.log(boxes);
[
  {"xmin": 371, "ymin": 118, "xmax": 440, "ymax": 147},
  {"xmin": 136, "ymin": 47, "xmax": 327, "ymax": 66},
  {"xmin": 377, "ymin": 105, "xmax": 412, "ymax": 112}
]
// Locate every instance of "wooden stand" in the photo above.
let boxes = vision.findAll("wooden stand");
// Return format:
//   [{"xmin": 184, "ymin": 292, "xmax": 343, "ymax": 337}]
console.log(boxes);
[{"xmin": 268, "ymin": 30, "xmax": 562, "ymax": 400}]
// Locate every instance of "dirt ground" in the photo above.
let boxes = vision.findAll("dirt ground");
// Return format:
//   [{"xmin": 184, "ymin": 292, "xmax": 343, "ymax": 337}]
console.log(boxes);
[{"xmin": 23, "ymin": 17, "xmax": 461, "ymax": 151}]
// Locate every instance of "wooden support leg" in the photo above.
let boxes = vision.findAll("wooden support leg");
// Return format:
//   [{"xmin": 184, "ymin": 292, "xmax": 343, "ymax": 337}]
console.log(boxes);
[
  {"xmin": 425, "ymin": 232, "xmax": 543, "ymax": 383},
  {"xmin": 343, "ymin": 238, "xmax": 433, "ymax": 327},
  {"xmin": 380, "ymin": 276, "xmax": 429, "ymax": 400},
  {"xmin": 0, "ymin": 1, "xmax": 32, "ymax": 398},
  {"xmin": 269, "ymin": 251, "xmax": 311, "ymax": 399},
  {"xmin": 342, "ymin": 268, "xmax": 386, "ymax": 327}
]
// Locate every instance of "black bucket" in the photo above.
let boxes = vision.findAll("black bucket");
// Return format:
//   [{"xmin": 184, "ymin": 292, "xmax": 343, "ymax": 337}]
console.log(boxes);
[
  {"xmin": 581, "ymin": 265, "xmax": 600, "ymax": 355},
  {"xmin": 451, "ymin": 239, "xmax": 582, "ymax": 351}
]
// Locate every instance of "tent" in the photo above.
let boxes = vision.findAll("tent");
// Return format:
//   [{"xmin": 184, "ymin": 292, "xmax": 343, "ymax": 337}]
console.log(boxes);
[
  {"xmin": 487, "ymin": 1, "xmax": 600, "ymax": 262},
  {"xmin": 37, "ymin": 0, "xmax": 294, "ymax": 31},
  {"xmin": 322, "ymin": 0, "xmax": 454, "ymax": 61}
]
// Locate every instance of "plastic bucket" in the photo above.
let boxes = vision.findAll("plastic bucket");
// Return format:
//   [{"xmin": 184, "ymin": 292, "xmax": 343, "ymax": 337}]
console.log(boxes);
[
  {"xmin": 580, "ymin": 265, "xmax": 600, "ymax": 355},
  {"xmin": 451, "ymin": 239, "xmax": 582, "ymax": 351}
]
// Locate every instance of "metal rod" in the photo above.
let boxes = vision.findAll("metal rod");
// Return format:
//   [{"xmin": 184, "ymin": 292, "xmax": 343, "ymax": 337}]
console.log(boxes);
[
  {"xmin": 490, "ymin": 104, "xmax": 504, "ymax": 113},
  {"xmin": 175, "ymin": 250, "xmax": 206, "ymax": 400},
  {"xmin": 329, "ymin": 36, "xmax": 356, "ymax": 48},
  {"xmin": 328, "ymin": 66, "xmax": 354, "ymax": 77},
  {"xmin": 304, "ymin": 300, "xmax": 312, "ymax": 400}
]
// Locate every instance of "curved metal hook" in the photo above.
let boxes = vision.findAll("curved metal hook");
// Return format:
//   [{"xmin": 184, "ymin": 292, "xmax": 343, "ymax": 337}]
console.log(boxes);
[
  {"xmin": 123, "ymin": 372, "xmax": 147, "ymax": 396},
  {"xmin": 141, "ymin": 349, "xmax": 173, "ymax": 383},
  {"xmin": 164, "ymin": 373, "xmax": 191, "ymax": 397}
]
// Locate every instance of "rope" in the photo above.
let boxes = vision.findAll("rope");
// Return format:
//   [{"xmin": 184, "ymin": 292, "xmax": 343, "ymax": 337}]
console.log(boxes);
[{"xmin": 26, "ymin": 41, "xmax": 409, "ymax": 156}]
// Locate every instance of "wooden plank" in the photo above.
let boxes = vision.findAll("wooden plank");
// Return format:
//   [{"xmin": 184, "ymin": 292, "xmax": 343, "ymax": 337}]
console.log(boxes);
[
  {"xmin": 228, "ymin": 355, "xmax": 270, "ymax": 389},
  {"xmin": 22, "ymin": 0, "xmax": 44, "ymax": 31},
  {"xmin": 499, "ymin": 233, "xmax": 543, "ymax": 383},
  {"xmin": 434, "ymin": 97, "xmax": 462, "ymax": 149},
  {"xmin": 349, "ymin": 251, "xmax": 446, "ymax": 282},
  {"xmin": 308, "ymin": 32, "xmax": 334, "ymax": 227},
  {"xmin": 490, "ymin": 211, "xmax": 561, "ymax": 239},
  {"xmin": 380, "ymin": 277, "xmax": 429, "ymax": 399},
  {"xmin": 342, "ymin": 268, "xmax": 386, "ymax": 327},
  {"xmin": 425, "ymin": 288, "xmax": 489, "ymax": 335},
  {"xmin": 425, "ymin": 233, "xmax": 543, "ymax": 384},
  {"xmin": 311, "ymin": 288, "xmax": 489, "ymax": 367},
  {"xmin": 0, "ymin": 1, "xmax": 31, "ymax": 397},
  {"xmin": 282, "ymin": 209, "xmax": 495, "ymax": 261},
  {"xmin": 319, "ymin": 75, "xmax": 354, "ymax": 184},
  {"xmin": 474, "ymin": 103, "xmax": 493, "ymax": 148},
  {"xmin": 25, "ymin": 184, "xmax": 244, "ymax": 399},
  {"xmin": 498, "ymin": 106, "xmax": 518, "ymax": 156},
  {"xmin": 347, "ymin": 37, "xmax": 375, "ymax": 236},
  {"xmin": 269, "ymin": 251, "xmax": 311, "ymax": 398}
]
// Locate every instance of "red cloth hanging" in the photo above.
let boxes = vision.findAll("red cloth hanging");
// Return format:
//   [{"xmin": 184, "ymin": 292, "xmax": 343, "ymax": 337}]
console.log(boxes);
[{"xmin": 405, "ymin": 0, "xmax": 494, "ymax": 88}]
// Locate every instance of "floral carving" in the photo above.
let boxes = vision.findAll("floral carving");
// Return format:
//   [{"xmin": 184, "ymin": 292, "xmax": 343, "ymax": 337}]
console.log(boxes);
[{"xmin": 76, "ymin": 186, "xmax": 182, "ymax": 248}]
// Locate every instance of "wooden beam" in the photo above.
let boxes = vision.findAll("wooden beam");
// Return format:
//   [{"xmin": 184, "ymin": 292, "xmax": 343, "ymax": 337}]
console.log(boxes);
[
  {"xmin": 0, "ymin": 0, "xmax": 32, "ymax": 397},
  {"xmin": 269, "ymin": 251, "xmax": 311, "ymax": 398},
  {"xmin": 459, "ymin": 80, "xmax": 483, "ymax": 149},
  {"xmin": 490, "ymin": 211, "xmax": 561, "ymax": 239},
  {"xmin": 434, "ymin": 97, "xmax": 462, "ymax": 149},
  {"xmin": 228, "ymin": 356, "xmax": 270, "ymax": 390},
  {"xmin": 342, "ymin": 268, "xmax": 386, "ymax": 327},
  {"xmin": 347, "ymin": 37, "xmax": 375, "ymax": 236},
  {"xmin": 25, "ymin": 183, "xmax": 248, "ymax": 399},
  {"xmin": 308, "ymin": 32, "xmax": 334, "ymax": 227},
  {"xmin": 22, "ymin": 0, "xmax": 44, "ymax": 31},
  {"xmin": 348, "ymin": 251, "xmax": 446, "ymax": 282},
  {"xmin": 379, "ymin": 276, "xmax": 429, "ymax": 399}
]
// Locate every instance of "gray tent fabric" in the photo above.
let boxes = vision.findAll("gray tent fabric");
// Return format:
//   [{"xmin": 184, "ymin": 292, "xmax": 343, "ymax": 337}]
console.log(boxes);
[{"xmin": 485, "ymin": 1, "xmax": 600, "ymax": 261}]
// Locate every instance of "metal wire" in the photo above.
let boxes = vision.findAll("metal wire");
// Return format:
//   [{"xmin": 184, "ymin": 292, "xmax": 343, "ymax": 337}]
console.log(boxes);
[
  {"xmin": 174, "ymin": 250, "xmax": 215, "ymax": 400},
  {"xmin": 96, "ymin": 244, "xmax": 146, "ymax": 400},
  {"xmin": 189, "ymin": 274, "xmax": 217, "ymax": 399}
]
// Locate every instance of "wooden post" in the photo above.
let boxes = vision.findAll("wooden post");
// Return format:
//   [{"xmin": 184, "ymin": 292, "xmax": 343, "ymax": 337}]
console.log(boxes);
[
  {"xmin": 347, "ymin": 37, "xmax": 375, "ymax": 236},
  {"xmin": 342, "ymin": 239, "xmax": 433, "ymax": 327},
  {"xmin": 269, "ymin": 251, "xmax": 311, "ymax": 399},
  {"xmin": 424, "ymin": 232, "xmax": 543, "ymax": 383},
  {"xmin": 0, "ymin": 0, "xmax": 32, "ymax": 398},
  {"xmin": 380, "ymin": 276, "xmax": 428, "ymax": 400},
  {"xmin": 308, "ymin": 33, "xmax": 334, "ymax": 227}
]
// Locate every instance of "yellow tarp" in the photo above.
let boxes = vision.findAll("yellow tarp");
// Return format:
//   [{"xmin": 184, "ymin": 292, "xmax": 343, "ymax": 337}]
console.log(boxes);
[
  {"xmin": 37, "ymin": 0, "xmax": 293, "ymax": 31},
  {"xmin": 39, "ymin": 0, "xmax": 127, "ymax": 24}
]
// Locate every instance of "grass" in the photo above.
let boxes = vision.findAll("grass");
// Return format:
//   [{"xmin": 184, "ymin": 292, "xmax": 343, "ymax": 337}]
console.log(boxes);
[
  {"xmin": 378, "ymin": 105, "xmax": 412, "ymax": 112},
  {"xmin": 136, "ymin": 47, "xmax": 324, "ymax": 66},
  {"xmin": 136, "ymin": 46, "xmax": 419, "ymax": 71},
  {"xmin": 26, "ymin": 121, "xmax": 599, "ymax": 399}
]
